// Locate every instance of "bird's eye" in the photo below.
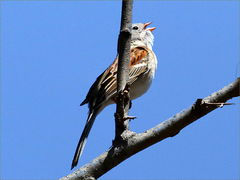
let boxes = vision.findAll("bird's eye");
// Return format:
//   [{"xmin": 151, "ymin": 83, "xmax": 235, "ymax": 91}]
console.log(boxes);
[{"xmin": 133, "ymin": 26, "xmax": 138, "ymax": 30}]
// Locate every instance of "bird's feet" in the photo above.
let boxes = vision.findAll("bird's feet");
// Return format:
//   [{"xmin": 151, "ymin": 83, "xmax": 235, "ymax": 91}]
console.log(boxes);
[{"xmin": 123, "ymin": 116, "xmax": 136, "ymax": 121}]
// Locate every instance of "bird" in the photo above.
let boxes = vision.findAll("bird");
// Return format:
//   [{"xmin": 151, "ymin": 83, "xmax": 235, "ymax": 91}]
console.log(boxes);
[{"xmin": 71, "ymin": 22, "xmax": 157, "ymax": 169}]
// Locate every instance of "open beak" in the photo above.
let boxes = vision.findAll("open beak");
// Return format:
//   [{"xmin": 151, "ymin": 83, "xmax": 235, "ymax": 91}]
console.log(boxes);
[{"xmin": 143, "ymin": 22, "xmax": 156, "ymax": 32}]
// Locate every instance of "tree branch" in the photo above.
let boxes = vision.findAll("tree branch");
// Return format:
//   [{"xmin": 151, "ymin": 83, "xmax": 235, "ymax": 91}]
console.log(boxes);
[
  {"xmin": 114, "ymin": 0, "xmax": 133, "ymax": 144},
  {"xmin": 60, "ymin": 78, "xmax": 240, "ymax": 180}
]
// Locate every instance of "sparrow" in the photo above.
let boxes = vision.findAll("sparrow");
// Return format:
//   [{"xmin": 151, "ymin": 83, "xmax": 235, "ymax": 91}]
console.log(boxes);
[{"xmin": 71, "ymin": 22, "xmax": 157, "ymax": 169}]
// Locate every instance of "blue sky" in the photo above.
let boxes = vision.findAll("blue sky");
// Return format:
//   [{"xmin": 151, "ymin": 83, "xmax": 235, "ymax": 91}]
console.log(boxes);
[{"xmin": 1, "ymin": 1, "xmax": 239, "ymax": 179}]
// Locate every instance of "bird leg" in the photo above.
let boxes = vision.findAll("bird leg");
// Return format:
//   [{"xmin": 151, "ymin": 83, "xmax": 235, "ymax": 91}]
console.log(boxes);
[{"xmin": 122, "ymin": 83, "xmax": 136, "ymax": 120}]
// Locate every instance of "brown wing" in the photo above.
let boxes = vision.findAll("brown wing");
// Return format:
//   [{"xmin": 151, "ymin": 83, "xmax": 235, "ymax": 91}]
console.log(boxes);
[
  {"xmin": 81, "ymin": 47, "xmax": 150, "ymax": 110},
  {"xmin": 80, "ymin": 57, "xmax": 118, "ymax": 109},
  {"xmin": 128, "ymin": 47, "xmax": 149, "ymax": 84}
]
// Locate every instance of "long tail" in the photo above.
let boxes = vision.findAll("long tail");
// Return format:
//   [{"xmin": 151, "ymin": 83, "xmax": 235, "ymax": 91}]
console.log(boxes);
[{"xmin": 71, "ymin": 111, "xmax": 97, "ymax": 169}]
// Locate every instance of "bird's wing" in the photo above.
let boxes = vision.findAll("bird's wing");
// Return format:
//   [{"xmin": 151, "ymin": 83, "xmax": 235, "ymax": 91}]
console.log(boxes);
[{"xmin": 81, "ymin": 46, "xmax": 150, "ymax": 109}]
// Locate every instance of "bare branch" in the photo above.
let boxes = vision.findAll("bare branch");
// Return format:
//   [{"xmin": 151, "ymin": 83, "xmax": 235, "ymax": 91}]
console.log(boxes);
[
  {"xmin": 114, "ymin": 0, "xmax": 133, "ymax": 143},
  {"xmin": 60, "ymin": 78, "xmax": 240, "ymax": 180}
]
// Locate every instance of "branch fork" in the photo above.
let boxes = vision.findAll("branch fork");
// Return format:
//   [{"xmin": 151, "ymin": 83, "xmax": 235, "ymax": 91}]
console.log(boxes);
[
  {"xmin": 61, "ymin": 78, "xmax": 240, "ymax": 180},
  {"xmin": 194, "ymin": 98, "xmax": 235, "ymax": 110}
]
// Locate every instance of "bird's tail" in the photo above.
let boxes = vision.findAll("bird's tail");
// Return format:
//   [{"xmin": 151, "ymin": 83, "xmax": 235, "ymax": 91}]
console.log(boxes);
[{"xmin": 71, "ymin": 110, "xmax": 97, "ymax": 169}]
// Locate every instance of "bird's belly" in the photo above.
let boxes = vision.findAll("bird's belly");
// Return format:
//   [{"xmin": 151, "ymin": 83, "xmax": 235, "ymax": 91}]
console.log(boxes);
[{"xmin": 129, "ymin": 73, "xmax": 153, "ymax": 100}]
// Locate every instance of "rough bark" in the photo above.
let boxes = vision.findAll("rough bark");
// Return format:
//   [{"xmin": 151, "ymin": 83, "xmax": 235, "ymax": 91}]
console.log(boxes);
[
  {"xmin": 114, "ymin": 0, "xmax": 133, "ymax": 144},
  {"xmin": 60, "ymin": 78, "xmax": 240, "ymax": 180}
]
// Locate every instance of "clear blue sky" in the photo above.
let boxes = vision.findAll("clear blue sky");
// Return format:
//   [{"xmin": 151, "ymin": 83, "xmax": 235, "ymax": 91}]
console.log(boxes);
[{"xmin": 1, "ymin": 1, "xmax": 239, "ymax": 179}]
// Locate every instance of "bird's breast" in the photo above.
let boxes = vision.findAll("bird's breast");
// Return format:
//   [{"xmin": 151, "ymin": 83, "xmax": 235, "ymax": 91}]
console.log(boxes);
[
  {"xmin": 130, "ymin": 50, "xmax": 157, "ymax": 100},
  {"xmin": 129, "ymin": 71, "xmax": 154, "ymax": 100}
]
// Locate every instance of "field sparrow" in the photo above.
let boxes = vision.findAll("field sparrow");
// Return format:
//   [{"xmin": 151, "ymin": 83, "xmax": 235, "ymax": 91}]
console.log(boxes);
[{"xmin": 71, "ymin": 22, "xmax": 157, "ymax": 169}]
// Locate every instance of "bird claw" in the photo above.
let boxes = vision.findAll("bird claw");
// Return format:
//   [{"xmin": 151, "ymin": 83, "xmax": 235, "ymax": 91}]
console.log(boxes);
[{"xmin": 123, "ymin": 116, "xmax": 136, "ymax": 121}]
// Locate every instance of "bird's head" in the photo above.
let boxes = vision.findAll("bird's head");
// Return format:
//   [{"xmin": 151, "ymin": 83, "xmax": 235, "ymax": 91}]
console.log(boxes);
[{"xmin": 131, "ymin": 22, "xmax": 156, "ymax": 49}]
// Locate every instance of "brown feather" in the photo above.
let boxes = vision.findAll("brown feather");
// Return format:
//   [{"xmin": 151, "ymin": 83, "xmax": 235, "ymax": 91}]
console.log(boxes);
[
  {"xmin": 81, "ymin": 46, "xmax": 150, "ymax": 109},
  {"xmin": 130, "ymin": 47, "xmax": 148, "ymax": 66}
]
